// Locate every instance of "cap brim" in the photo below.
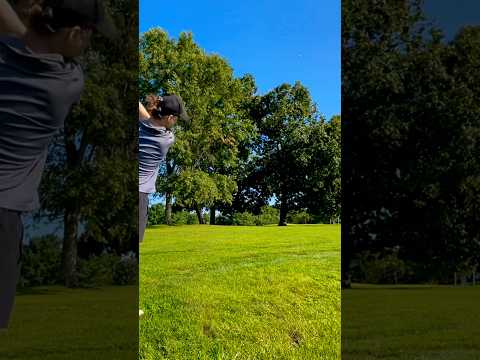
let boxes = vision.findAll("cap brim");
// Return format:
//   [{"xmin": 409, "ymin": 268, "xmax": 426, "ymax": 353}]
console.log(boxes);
[
  {"xmin": 177, "ymin": 96, "xmax": 190, "ymax": 122},
  {"xmin": 179, "ymin": 109, "xmax": 190, "ymax": 122}
]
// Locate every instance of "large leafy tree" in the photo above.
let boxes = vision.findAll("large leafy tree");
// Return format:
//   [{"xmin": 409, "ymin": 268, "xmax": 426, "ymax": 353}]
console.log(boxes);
[
  {"xmin": 228, "ymin": 83, "xmax": 341, "ymax": 226},
  {"xmin": 250, "ymin": 82, "xmax": 334, "ymax": 225},
  {"xmin": 139, "ymin": 29, "xmax": 256, "ymax": 223}
]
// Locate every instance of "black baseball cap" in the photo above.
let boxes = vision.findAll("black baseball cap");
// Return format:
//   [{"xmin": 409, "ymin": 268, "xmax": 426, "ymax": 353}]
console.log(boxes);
[
  {"xmin": 41, "ymin": 0, "xmax": 118, "ymax": 39},
  {"xmin": 159, "ymin": 95, "xmax": 190, "ymax": 122}
]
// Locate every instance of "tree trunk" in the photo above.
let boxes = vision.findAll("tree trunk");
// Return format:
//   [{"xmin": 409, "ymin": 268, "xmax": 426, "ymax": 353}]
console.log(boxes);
[
  {"xmin": 278, "ymin": 195, "xmax": 288, "ymax": 226},
  {"xmin": 165, "ymin": 192, "xmax": 173, "ymax": 225},
  {"xmin": 210, "ymin": 206, "xmax": 216, "ymax": 225},
  {"xmin": 195, "ymin": 204, "xmax": 204, "ymax": 224},
  {"xmin": 62, "ymin": 210, "xmax": 79, "ymax": 288}
]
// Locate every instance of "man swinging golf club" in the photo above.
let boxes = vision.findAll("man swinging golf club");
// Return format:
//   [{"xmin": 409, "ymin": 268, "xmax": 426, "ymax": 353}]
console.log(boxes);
[
  {"xmin": 0, "ymin": 0, "xmax": 116, "ymax": 329},
  {"xmin": 138, "ymin": 94, "xmax": 189, "ymax": 317}
]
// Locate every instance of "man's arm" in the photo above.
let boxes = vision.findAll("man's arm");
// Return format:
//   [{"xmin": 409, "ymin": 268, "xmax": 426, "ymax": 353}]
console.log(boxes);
[
  {"xmin": 139, "ymin": 101, "xmax": 150, "ymax": 121},
  {"xmin": 0, "ymin": 0, "xmax": 27, "ymax": 37}
]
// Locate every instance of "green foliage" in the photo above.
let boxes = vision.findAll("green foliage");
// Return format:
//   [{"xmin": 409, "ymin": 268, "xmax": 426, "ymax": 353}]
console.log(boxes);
[
  {"xmin": 139, "ymin": 29, "xmax": 340, "ymax": 228},
  {"xmin": 77, "ymin": 253, "xmax": 118, "ymax": 287},
  {"xmin": 343, "ymin": 0, "xmax": 480, "ymax": 282},
  {"xmin": 354, "ymin": 249, "xmax": 408, "ymax": 284},
  {"xmin": 18, "ymin": 235, "xmax": 138, "ymax": 288},
  {"xmin": 287, "ymin": 210, "xmax": 312, "ymax": 224},
  {"xmin": 230, "ymin": 206, "xmax": 280, "ymax": 226},
  {"xmin": 77, "ymin": 252, "xmax": 137, "ymax": 287},
  {"xmin": 140, "ymin": 29, "xmax": 256, "ymax": 219},
  {"xmin": 19, "ymin": 235, "xmax": 62, "ymax": 288},
  {"xmin": 170, "ymin": 211, "xmax": 199, "ymax": 225},
  {"xmin": 305, "ymin": 116, "xmax": 341, "ymax": 222},
  {"xmin": 173, "ymin": 170, "xmax": 237, "ymax": 209},
  {"xmin": 148, "ymin": 203, "xmax": 165, "ymax": 226},
  {"xmin": 257, "ymin": 206, "xmax": 280, "ymax": 225},
  {"xmin": 232, "ymin": 211, "xmax": 258, "ymax": 226},
  {"xmin": 170, "ymin": 211, "xmax": 188, "ymax": 225},
  {"xmin": 112, "ymin": 253, "xmax": 138, "ymax": 286},
  {"xmin": 245, "ymin": 83, "xmax": 341, "ymax": 225},
  {"xmin": 252, "ymin": 83, "xmax": 317, "ymax": 221},
  {"xmin": 215, "ymin": 213, "xmax": 234, "ymax": 225}
]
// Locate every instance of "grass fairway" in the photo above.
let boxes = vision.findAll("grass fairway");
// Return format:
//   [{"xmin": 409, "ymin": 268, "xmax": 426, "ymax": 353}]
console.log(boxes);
[
  {"xmin": 0, "ymin": 286, "xmax": 137, "ymax": 359},
  {"xmin": 342, "ymin": 285, "xmax": 480, "ymax": 359},
  {"xmin": 139, "ymin": 224, "xmax": 340, "ymax": 360}
]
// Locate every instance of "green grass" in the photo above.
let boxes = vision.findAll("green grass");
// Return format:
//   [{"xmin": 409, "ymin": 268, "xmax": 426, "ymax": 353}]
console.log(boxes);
[
  {"xmin": 139, "ymin": 224, "xmax": 340, "ymax": 360},
  {"xmin": 342, "ymin": 284, "xmax": 480, "ymax": 359},
  {"xmin": 0, "ymin": 286, "xmax": 138, "ymax": 359}
]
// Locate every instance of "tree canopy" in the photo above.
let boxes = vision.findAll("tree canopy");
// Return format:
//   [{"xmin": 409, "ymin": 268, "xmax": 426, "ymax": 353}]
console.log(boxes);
[
  {"xmin": 342, "ymin": 0, "xmax": 480, "ymax": 285},
  {"xmin": 140, "ymin": 29, "xmax": 341, "ymax": 227}
]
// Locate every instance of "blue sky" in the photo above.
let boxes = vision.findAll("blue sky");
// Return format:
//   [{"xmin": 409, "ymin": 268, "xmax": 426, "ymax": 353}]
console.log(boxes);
[
  {"xmin": 140, "ymin": 0, "xmax": 341, "ymax": 120},
  {"xmin": 423, "ymin": 0, "xmax": 480, "ymax": 40}
]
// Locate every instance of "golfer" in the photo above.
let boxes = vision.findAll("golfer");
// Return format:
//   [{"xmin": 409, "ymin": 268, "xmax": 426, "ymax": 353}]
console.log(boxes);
[
  {"xmin": 138, "ymin": 94, "xmax": 188, "ymax": 242},
  {"xmin": 138, "ymin": 95, "xmax": 188, "ymax": 317},
  {"xmin": 0, "ymin": 0, "xmax": 115, "ymax": 329}
]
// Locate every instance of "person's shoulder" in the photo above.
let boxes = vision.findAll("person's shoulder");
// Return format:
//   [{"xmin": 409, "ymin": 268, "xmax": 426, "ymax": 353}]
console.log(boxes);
[
  {"xmin": 139, "ymin": 119, "xmax": 154, "ymax": 133},
  {"xmin": 63, "ymin": 58, "xmax": 84, "ymax": 80},
  {"xmin": 42, "ymin": 53, "xmax": 84, "ymax": 78},
  {"xmin": 0, "ymin": 34, "xmax": 83, "ymax": 76},
  {"xmin": 139, "ymin": 120, "xmax": 172, "ymax": 135}
]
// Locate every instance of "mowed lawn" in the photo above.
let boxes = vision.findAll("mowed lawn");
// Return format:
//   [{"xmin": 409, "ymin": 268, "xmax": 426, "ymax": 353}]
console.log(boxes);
[
  {"xmin": 139, "ymin": 224, "xmax": 340, "ymax": 360},
  {"xmin": 1, "ymin": 286, "xmax": 138, "ymax": 360},
  {"xmin": 342, "ymin": 285, "xmax": 480, "ymax": 360}
]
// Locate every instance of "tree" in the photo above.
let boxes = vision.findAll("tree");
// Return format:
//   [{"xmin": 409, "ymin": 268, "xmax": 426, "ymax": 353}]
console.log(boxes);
[
  {"xmin": 139, "ymin": 29, "xmax": 256, "ymax": 223},
  {"xmin": 302, "ymin": 115, "xmax": 341, "ymax": 223},
  {"xmin": 250, "ymin": 82, "xmax": 321, "ymax": 225},
  {"xmin": 148, "ymin": 203, "xmax": 166, "ymax": 226}
]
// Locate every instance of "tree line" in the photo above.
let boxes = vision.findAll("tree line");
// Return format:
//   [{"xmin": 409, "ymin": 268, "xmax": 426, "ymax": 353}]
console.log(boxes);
[
  {"xmin": 139, "ymin": 29, "xmax": 341, "ymax": 227},
  {"xmin": 342, "ymin": 0, "xmax": 480, "ymax": 285}
]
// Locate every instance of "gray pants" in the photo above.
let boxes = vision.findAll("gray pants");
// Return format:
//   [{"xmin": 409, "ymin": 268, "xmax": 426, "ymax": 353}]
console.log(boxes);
[
  {"xmin": 0, "ymin": 208, "xmax": 23, "ymax": 329},
  {"xmin": 139, "ymin": 192, "xmax": 149, "ymax": 243}
]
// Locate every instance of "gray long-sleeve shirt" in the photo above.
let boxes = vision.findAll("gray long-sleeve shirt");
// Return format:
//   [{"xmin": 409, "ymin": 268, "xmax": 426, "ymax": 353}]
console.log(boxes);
[
  {"xmin": 0, "ymin": 36, "xmax": 84, "ymax": 211},
  {"xmin": 138, "ymin": 120, "xmax": 174, "ymax": 194}
]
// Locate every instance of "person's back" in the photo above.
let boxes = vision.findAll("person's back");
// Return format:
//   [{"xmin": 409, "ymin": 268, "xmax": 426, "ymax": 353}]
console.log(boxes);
[
  {"xmin": 0, "ymin": 34, "xmax": 83, "ymax": 210},
  {"xmin": 138, "ymin": 119, "xmax": 175, "ymax": 194}
]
